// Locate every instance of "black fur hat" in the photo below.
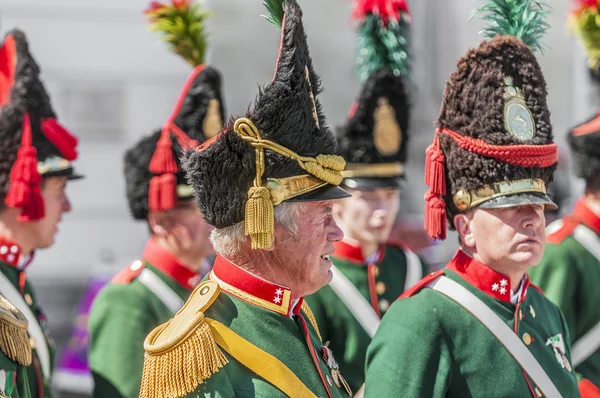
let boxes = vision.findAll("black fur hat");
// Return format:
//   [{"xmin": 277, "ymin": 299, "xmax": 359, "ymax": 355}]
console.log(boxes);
[
  {"xmin": 182, "ymin": 0, "xmax": 349, "ymax": 240},
  {"xmin": 567, "ymin": 112, "xmax": 600, "ymax": 181},
  {"xmin": 424, "ymin": 1, "xmax": 558, "ymax": 240},
  {"xmin": 123, "ymin": 65, "xmax": 226, "ymax": 221},
  {"xmin": 337, "ymin": 0, "xmax": 411, "ymax": 190},
  {"xmin": 0, "ymin": 29, "xmax": 82, "ymax": 220}
]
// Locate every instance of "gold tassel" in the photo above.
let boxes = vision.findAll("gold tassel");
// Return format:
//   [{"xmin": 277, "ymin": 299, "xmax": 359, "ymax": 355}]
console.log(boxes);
[
  {"xmin": 0, "ymin": 320, "xmax": 31, "ymax": 366},
  {"xmin": 140, "ymin": 321, "xmax": 228, "ymax": 398},
  {"xmin": 244, "ymin": 186, "xmax": 275, "ymax": 249}
]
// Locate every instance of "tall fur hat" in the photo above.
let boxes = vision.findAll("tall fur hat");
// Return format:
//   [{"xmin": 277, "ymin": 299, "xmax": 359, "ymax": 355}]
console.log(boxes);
[
  {"xmin": 336, "ymin": 0, "xmax": 411, "ymax": 190},
  {"xmin": 182, "ymin": 0, "xmax": 350, "ymax": 249},
  {"xmin": 124, "ymin": 0, "xmax": 226, "ymax": 221},
  {"xmin": 0, "ymin": 29, "xmax": 82, "ymax": 222},
  {"xmin": 566, "ymin": 112, "xmax": 600, "ymax": 181},
  {"xmin": 424, "ymin": 0, "xmax": 558, "ymax": 240}
]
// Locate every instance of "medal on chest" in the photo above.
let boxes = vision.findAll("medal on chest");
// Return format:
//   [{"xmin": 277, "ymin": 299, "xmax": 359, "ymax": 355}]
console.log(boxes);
[
  {"xmin": 321, "ymin": 343, "xmax": 352, "ymax": 395},
  {"xmin": 545, "ymin": 334, "xmax": 572, "ymax": 372}
]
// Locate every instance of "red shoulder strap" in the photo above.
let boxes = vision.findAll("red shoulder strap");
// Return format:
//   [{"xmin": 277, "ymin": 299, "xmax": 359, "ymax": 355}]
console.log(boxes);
[
  {"xmin": 547, "ymin": 216, "xmax": 579, "ymax": 245},
  {"xmin": 399, "ymin": 270, "xmax": 445, "ymax": 299},
  {"xmin": 112, "ymin": 260, "xmax": 145, "ymax": 284}
]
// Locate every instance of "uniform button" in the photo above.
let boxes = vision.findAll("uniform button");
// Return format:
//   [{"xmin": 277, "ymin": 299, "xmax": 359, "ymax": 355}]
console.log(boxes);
[
  {"xmin": 24, "ymin": 294, "xmax": 33, "ymax": 306},
  {"xmin": 130, "ymin": 260, "xmax": 143, "ymax": 271},
  {"xmin": 376, "ymin": 281, "xmax": 387, "ymax": 295},
  {"xmin": 529, "ymin": 305, "xmax": 536, "ymax": 318},
  {"xmin": 522, "ymin": 333, "xmax": 532, "ymax": 346},
  {"xmin": 379, "ymin": 299, "xmax": 390, "ymax": 312},
  {"xmin": 0, "ymin": 246, "xmax": 7, "ymax": 255},
  {"xmin": 372, "ymin": 266, "xmax": 380, "ymax": 277},
  {"xmin": 519, "ymin": 310, "xmax": 524, "ymax": 320},
  {"xmin": 535, "ymin": 386, "xmax": 543, "ymax": 397}
]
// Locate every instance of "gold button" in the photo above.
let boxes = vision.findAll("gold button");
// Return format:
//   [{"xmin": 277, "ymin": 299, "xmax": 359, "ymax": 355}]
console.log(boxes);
[
  {"xmin": 29, "ymin": 337, "xmax": 36, "ymax": 349},
  {"xmin": 379, "ymin": 299, "xmax": 390, "ymax": 312},
  {"xmin": 535, "ymin": 386, "xmax": 543, "ymax": 397},
  {"xmin": 519, "ymin": 310, "xmax": 524, "ymax": 320},
  {"xmin": 372, "ymin": 266, "xmax": 380, "ymax": 277},
  {"xmin": 24, "ymin": 293, "xmax": 33, "ymax": 306},
  {"xmin": 376, "ymin": 281, "xmax": 387, "ymax": 295},
  {"xmin": 523, "ymin": 333, "xmax": 532, "ymax": 346}
]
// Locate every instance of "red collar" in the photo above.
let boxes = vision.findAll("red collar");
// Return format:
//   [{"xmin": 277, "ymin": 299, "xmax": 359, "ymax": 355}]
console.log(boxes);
[
  {"xmin": 208, "ymin": 254, "xmax": 299, "ymax": 316},
  {"xmin": 0, "ymin": 235, "xmax": 34, "ymax": 270},
  {"xmin": 142, "ymin": 238, "xmax": 201, "ymax": 290},
  {"xmin": 333, "ymin": 240, "xmax": 384, "ymax": 264},
  {"xmin": 573, "ymin": 198, "xmax": 600, "ymax": 236},
  {"xmin": 446, "ymin": 250, "xmax": 530, "ymax": 304}
]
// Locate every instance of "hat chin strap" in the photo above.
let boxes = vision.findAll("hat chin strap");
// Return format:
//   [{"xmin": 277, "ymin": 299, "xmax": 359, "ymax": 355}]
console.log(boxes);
[
  {"xmin": 424, "ymin": 127, "xmax": 559, "ymax": 241},
  {"xmin": 233, "ymin": 117, "xmax": 346, "ymax": 250}
]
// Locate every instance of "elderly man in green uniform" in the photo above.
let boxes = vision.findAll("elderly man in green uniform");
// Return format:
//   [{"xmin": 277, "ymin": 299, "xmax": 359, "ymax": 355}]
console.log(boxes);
[
  {"xmin": 88, "ymin": 3, "xmax": 224, "ymax": 398},
  {"xmin": 305, "ymin": 0, "xmax": 426, "ymax": 392},
  {"xmin": 138, "ymin": 1, "xmax": 354, "ymax": 397},
  {"xmin": 0, "ymin": 29, "xmax": 84, "ymax": 398},
  {"xmin": 364, "ymin": 0, "xmax": 589, "ymax": 397},
  {"xmin": 528, "ymin": 4, "xmax": 600, "ymax": 395}
]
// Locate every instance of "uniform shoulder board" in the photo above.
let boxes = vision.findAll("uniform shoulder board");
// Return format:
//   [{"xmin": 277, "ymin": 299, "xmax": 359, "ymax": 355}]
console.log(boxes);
[
  {"xmin": 140, "ymin": 280, "xmax": 226, "ymax": 398},
  {"xmin": 400, "ymin": 270, "xmax": 445, "ymax": 299},
  {"xmin": 546, "ymin": 216, "xmax": 579, "ymax": 245},
  {"xmin": 112, "ymin": 260, "xmax": 145, "ymax": 284},
  {"xmin": 0, "ymin": 295, "xmax": 31, "ymax": 366}
]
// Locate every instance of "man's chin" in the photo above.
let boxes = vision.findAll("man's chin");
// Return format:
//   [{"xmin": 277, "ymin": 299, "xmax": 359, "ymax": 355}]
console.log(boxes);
[{"xmin": 510, "ymin": 250, "xmax": 542, "ymax": 268}]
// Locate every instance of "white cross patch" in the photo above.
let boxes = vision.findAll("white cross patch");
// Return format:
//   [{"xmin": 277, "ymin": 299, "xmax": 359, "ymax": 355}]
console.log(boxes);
[{"xmin": 492, "ymin": 283, "xmax": 499, "ymax": 291}]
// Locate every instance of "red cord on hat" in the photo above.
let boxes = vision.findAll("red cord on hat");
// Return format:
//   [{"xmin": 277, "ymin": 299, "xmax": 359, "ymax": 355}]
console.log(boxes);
[
  {"xmin": 5, "ymin": 113, "xmax": 44, "ymax": 221},
  {"xmin": 148, "ymin": 64, "xmax": 205, "ymax": 211},
  {"xmin": 424, "ymin": 127, "xmax": 559, "ymax": 240},
  {"xmin": 40, "ymin": 118, "xmax": 79, "ymax": 161}
]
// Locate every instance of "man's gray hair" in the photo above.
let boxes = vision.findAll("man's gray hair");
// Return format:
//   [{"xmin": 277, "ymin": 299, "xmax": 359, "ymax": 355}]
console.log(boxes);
[{"xmin": 210, "ymin": 201, "xmax": 306, "ymax": 256}]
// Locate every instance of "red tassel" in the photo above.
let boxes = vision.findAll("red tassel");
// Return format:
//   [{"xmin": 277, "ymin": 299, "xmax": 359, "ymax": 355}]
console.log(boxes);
[
  {"xmin": 5, "ymin": 114, "xmax": 44, "ymax": 221},
  {"xmin": 425, "ymin": 136, "xmax": 446, "ymax": 196},
  {"xmin": 424, "ymin": 191, "xmax": 446, "ymax": 240},
  {"xmin": 148, "ymin": 174, "xmax": 177, "ymax": 211},
  {"xmin": 149, "ymin": 131, "xmax": 179, "ymax": 175},
  {"xmin": 41, "ymin": 118, "xmax": 78, "ymax": 161}
]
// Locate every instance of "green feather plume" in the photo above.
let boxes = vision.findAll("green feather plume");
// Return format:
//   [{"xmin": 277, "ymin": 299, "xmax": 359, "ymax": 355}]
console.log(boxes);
[
  {"xmin": 471, "ymin": 0, "xmax": 551, "ymax": 53},
  {"xmin": 355, "ymin": 11, "xmax": 411, "ymax": 83},
  {"xmin": 145, "ymin": 1, "xmax": 210, "ymax": 66},
  {"xmin": 262, "ymin": 0, "xmax": 285, "ymax": 28}
]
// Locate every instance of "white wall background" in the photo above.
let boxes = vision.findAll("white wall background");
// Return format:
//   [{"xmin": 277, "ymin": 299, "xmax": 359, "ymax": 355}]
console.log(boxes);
[{"xmin": 0, "ymin": 0, "xmax": 590, "ymax": 280}]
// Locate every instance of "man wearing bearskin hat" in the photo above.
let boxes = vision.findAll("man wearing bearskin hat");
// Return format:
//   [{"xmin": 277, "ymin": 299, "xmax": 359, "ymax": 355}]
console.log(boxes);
[
  {"xmin": 305, "ymin": 0, "xmax": 427, "ymax": 392},
  {"xmin": 529, "ymin": 1, "xmax": 600, "ymax": 394},
  {"xmin": 88, "ymin": 2, "xmax": 225, "ymax": 398},
  {"xmin": 0, "ymin": 29, "xmax": 83, "ymax": 398},
  {"xmin": 138, "ymin": 1, "xmax": 354, "ymax": 397},
  {"xmin": 363, "ymin": 0, "xmax": 590, "ymax": 396}
]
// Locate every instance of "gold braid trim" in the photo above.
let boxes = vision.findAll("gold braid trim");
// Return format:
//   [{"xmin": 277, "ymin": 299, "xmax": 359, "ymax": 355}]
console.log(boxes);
[
  {"xmin": 300, "ymin": 301, "xmax": 322, "ymax": 342},
  {"xmin": 233, "ymin": 118, "xmax": 346, "ymax": 249},
  {"xmin": 0, "ymin": 295, "xmax": 31, "ymax": 366},
  {"xmin": 140, "ymin": 281, "xmax": 227, "ymax": 398}
]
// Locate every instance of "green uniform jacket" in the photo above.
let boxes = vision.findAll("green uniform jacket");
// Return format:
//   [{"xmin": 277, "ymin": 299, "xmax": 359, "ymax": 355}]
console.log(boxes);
[
  {"xmin": 530, "ymin": 198, "xmax": 600, "ymax": 389},
  {"xmin": 305, "ymin": 241, "xmax": 427, "ymax": 392},
  {"xmin": 89, "ymin": 239, "xmax": 200, "ymax": 398},
  {"xmin": 0, "ymin": 351, "xmax": 31, "ymax": 398},
  {"xmin": 0, "ymin": 238, "xmax": 54, "ymax": 398},
  {"xmin": 181, "ymin": 255, "xmax": 352, "ymax": 397},
  {"xmin": 365, "ymin": 250, "xmax": 580, "ymax": 398}
]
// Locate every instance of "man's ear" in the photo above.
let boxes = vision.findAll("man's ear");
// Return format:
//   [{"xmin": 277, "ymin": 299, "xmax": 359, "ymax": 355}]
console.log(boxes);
[
  {"xmin": 148, "ymin": 211, "xmax": 168, "ymax": 237},
  {"xmin": 454, "ymin": 212, "xmax": 475, "ymax": 248}
]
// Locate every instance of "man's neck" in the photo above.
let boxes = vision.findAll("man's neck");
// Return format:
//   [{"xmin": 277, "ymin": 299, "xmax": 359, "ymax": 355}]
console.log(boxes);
[
  {"xmin": 461, "ymin": 247, "xmax": 527, "ymax": 291},
  {"xmin": 0, "ymin": 218, "xmax": 33, "ymax": 256},
  {"xmin": 342, "ymin": 236, "xmax": 379, "ymax": 262},
  {"xmin": 153, "ymin": 238, "xmax": 206, "ymax": 274}
]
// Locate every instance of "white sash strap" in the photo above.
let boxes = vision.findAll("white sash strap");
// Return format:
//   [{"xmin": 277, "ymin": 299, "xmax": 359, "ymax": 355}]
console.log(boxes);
[
  {"xmin": 0, "ymin": 272, "xmax": 50, "ymax": 380},
  {"xmin": 329, "ymin": 266, "xmax": 380, "ymax": 338},
  {"xmin": 403, "ymin": 249, "xmax": 423, "ymax": 291},
  {"xmin": 137, "ymin": 268, "xmax": 184, "ymax": 314},
  {"xmin": 430, "ymin": 276, "xmax": 562, "ymax": 398},
  {"xmin": 570, "ymin": 224, "xmax": 600, "ymax": 367}
]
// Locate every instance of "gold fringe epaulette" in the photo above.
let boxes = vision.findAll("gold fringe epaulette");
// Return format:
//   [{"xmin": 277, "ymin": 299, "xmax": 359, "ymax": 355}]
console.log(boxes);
[
  {"xmin": 140, "ymin": 281, "xmax": 227, "ymax": 398},
  {"xmin": 0, "ymin": 294, "xmax": 31, "ymax": 366}
]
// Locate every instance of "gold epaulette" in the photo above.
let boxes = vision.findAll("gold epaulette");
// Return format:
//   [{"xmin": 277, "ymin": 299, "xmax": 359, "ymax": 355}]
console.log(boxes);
[
  {"xmin": 140, "ymin": 281, "xmax": 227, "ymax": 398},
  {"xmin": 0, "ymin": 294, "xmax": 31, "ymax": 366}
]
